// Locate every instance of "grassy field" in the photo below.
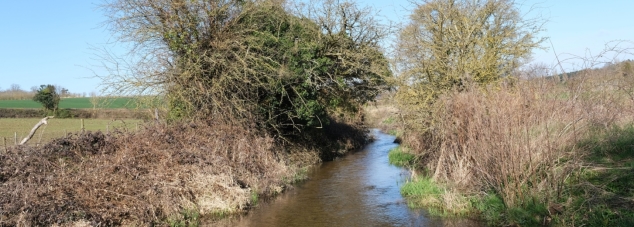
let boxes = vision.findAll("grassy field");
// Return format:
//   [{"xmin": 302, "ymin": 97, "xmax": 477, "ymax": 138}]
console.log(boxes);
[
  {"xmin": 0, "ymin": 97, "xmax": 140, "ymax": 109},
  {"xmin": 0, "ymin": 118, "xmax": 145, "ymax": 146}
]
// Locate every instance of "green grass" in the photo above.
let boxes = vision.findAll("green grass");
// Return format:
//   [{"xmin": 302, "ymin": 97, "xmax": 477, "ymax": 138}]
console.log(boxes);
[
  {"xmin": 400, "ymin": 177, "xmax": 461, "ymax": 216},
  {"xmin": 0, "ymin": 97, "xmax": 141, "ymax": 109},
  {"xmin": 472, "ymin": 193, "xmax": 505, "ymax": 225},
  {"xmin": 401, "ymin": 177, "xmax": 443, "ymax": 201},
  {"xmin": 401, "ymin": 177, "xmax": 443, "ymax": 209},
  {"xmin": 388, "ymin": 146, "xmax": 415, "ymax": 167},
  {"xmin": 560, "ymin": 125, "xmax": 634, "ymax": 226},
  {"xmin": 0, "ymin": 118, "xmax": 144, "ymax": 145},
  {"xmin": 250, "ymin": 190, "xmax": 259, "ymax": 206},
  {"xmin": 401, "ymin": 176, "xmax": 549, "ymax": 225},
  {"xmin": 167, "ymin": 209, "xmax": 200, "ymax": 227}
]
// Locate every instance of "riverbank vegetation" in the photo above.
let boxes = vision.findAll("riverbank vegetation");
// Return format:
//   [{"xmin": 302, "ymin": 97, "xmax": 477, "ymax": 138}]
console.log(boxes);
[
  {"xmin": 368, "ymin": 57, "xmax": 634, "ymax": 226},
  {"xmin": 0, "ymin": 0, "xmax": 390, "ymax": 225},
  {"xmin": 4, "ymin": 0, "xmax": 634, "ymax": 225},
  {"xmin": 363, "ymin": 0, "xmax": 634, "ymax": 225},
  {"xmin": 388, "ymin": 147, "xmax": 416, "ymax": 167}
]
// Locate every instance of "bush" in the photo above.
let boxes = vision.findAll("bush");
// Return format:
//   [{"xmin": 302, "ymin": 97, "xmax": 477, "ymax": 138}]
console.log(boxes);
[{"xmin": 52, "ymin": 108, "xmax": 73, "ymax": 118}]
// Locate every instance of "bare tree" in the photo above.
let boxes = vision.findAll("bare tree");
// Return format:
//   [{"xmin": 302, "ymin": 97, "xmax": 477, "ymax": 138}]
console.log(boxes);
[
  {"xmin": 10, "ymin": 84, "xmax": 21, "ymax": 92},
  {"xmin": 89, "ymin": 91, "xmax": 99, "ymax": 110}
]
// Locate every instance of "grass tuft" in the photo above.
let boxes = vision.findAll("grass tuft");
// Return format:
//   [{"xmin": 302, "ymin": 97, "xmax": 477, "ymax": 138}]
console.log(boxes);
[
  {"xmin": 472, "ymin": 193, "xmax": 505, "ymax": 225},
  {"xmin": 401, "ymin": 177, "xmax": 443, "ymax": 208},
  {"xmin": 168, "ymin": 209, "xmax": 200, "ymax": 227},
  {"xmin": 388, "ymin": 146, "xmax": 415, "ymax": 167}
]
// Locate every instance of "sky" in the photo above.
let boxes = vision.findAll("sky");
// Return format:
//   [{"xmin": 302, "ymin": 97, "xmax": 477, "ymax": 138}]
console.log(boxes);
[{"xmin": 1, "ymin": 1, "xmax": 633, "ymax": 95}]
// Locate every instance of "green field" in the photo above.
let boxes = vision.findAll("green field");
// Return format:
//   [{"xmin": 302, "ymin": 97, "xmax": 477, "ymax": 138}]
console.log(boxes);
[
  {"xmin": 0, "ymin": 118, "xmax": 144, "ymax": 146},
  {"xmin": 0, "ymin": 97, "xmax": 140, "ymax": 109}
]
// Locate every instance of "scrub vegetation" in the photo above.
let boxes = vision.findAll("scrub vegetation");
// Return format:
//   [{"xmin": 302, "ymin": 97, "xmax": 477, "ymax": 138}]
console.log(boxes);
[
  {"xmin": 370, "ymin": 54, "xmax": 634, "ymax": 226},
  {"xmin": 364, "ymin": 0, "xmax": 634, "ymax": 225},
  {"xmin": 0, "ymin": 0, "xmax": 389, "ymax": 225},
  {"xmin": 4, "ymin": 0, "xmax": 634, "ymax": 226}
]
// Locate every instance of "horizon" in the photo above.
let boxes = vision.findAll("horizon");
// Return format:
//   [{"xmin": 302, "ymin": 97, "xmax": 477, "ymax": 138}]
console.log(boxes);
[{"xmin": 1, "ymin": 0, "xmax": 632, "ymax": 95}]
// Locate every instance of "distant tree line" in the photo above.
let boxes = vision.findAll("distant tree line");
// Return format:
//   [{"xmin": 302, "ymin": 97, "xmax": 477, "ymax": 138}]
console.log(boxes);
[{"xmin": 0, "ymin": 84, "xmax": 87, "ymax": 100}]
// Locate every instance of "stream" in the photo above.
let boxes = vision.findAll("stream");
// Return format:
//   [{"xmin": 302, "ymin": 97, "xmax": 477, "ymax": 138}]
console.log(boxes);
[{"xmin": 214, "ymin": 129, "xmax": 478, "ymax": 227}]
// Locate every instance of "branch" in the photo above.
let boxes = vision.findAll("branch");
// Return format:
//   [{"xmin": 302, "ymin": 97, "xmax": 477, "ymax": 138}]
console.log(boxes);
[{"xmin": 19, "ymin": 116, "xmax": 54, "ymax": 145}]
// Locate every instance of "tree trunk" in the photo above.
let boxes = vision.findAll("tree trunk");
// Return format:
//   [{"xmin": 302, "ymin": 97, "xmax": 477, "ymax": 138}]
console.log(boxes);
[{"xmin": 19, "ymin": 116, "xmax": 53, "ymax": 145}]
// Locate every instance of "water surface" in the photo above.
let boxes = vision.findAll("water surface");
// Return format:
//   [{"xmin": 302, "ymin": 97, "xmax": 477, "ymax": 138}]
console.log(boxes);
[{"xmin": 214, "ymin": 129, "xmax": 477, "ymax": 227}]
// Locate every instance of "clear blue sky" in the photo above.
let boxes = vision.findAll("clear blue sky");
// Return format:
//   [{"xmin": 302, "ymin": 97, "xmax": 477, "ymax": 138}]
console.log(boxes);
[{"xmin": 1, "ymin": 1, "xmax": 633, "ymax": 95}]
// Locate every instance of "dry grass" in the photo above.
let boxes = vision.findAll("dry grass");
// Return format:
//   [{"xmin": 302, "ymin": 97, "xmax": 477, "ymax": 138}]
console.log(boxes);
[
  {"xmin": 0, "ymin": 113, "xmax": 369, "ymax": 226},
  {"xmin": 364, "ymin": 94, "xmax": 404, "ymax": 138},
  {"xmin": 390, "ymin": 60, "xmax": 634, "ymax": 224},
  {"xmin": 0, "ymin": 122, "xmax": 292, "ymax": 226}
]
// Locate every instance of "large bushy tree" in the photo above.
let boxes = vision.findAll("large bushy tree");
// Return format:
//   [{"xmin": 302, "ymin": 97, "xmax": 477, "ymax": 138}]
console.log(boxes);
[
  {"xmin": 33, "ymin": 84, "xmax": 60, "ymax": 113},
  {"xmin": 395, "ymin": 0, "xmax": 545, "ymax": 127},
  {"xmin": 100, "ymin": 0, "xmax": 390, "ymax": 136}
]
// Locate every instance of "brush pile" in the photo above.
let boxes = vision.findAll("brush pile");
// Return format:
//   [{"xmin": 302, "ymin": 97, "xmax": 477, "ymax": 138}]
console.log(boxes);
[{"xmin": 0, "ymin": 122, "xmax": 291, "ymax": 226}]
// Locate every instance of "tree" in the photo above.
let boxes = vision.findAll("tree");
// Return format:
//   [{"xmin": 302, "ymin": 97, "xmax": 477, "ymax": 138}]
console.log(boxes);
[
  {"xmin": 10, "ymin": 84, "xmax": 21, "ymax": 92},
  {"xmin": 395, "ymin": 0, "xmax": 544, "ymax": 113},
  {"xmin": 33, "ymin": 84, "xmax": 60, "ymax": 113},
  {"xmin": 60, "ymin": 88, "xmax": 70, "ymax": 97},
  {"xmin": 100, "ymin": 0, "xmax": 390, "ymax": 136},
  {"xmin": 89, "ymin": 91, "xmax": 99, "ymax": 110}
]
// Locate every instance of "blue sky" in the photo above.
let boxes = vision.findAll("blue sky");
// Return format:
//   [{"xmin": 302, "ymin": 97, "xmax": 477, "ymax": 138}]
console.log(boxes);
[{"xmin": 1, "ymin": 1, "xmax": 633, "ymax": 95}]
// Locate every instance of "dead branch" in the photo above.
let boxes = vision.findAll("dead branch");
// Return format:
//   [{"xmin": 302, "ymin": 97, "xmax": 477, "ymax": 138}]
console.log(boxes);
[{"xmin": 19, "ymin": 116, "xmax": 54, "ymax": 145}]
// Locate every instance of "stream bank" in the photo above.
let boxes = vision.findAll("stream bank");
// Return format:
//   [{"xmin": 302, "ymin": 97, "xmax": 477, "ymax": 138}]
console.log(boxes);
[{"xmin": 211, "ymin": 129, "xmax": 479, "ymax": 227}]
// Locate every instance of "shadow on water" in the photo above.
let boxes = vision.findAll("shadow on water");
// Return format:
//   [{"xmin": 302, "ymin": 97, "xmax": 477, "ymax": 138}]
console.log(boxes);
[{"xmin": 211, "ymin": 129, "xmax": 480, "ymax": 227}]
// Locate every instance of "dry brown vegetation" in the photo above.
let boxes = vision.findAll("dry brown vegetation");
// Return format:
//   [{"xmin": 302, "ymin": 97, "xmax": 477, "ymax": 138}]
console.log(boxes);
[
  {"xmin": 0, "ymin": 0, "xmax": 385, "ymax": 225},
  {"xmin": 378, "ymin": 58, "xmax": 634, "ymax": 224},
  {"xmin": 0, "ymin": 117, "xmax": 367, "ymax": 226},
  {"xmin": 383, "ymin": 0, "xmax": 634, "ymax": 223}
]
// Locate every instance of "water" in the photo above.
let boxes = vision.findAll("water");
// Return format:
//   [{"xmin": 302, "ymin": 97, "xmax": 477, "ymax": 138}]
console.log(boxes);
[{"xmin": 213, "ymin": 129, "xmax": 477, "ymax": 227}]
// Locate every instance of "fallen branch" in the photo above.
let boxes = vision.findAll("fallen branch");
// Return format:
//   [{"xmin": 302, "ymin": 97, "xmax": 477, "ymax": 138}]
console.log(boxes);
[{"xmin": 19, "ymin": 116, "xmax": 54, "ymax": 145}]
